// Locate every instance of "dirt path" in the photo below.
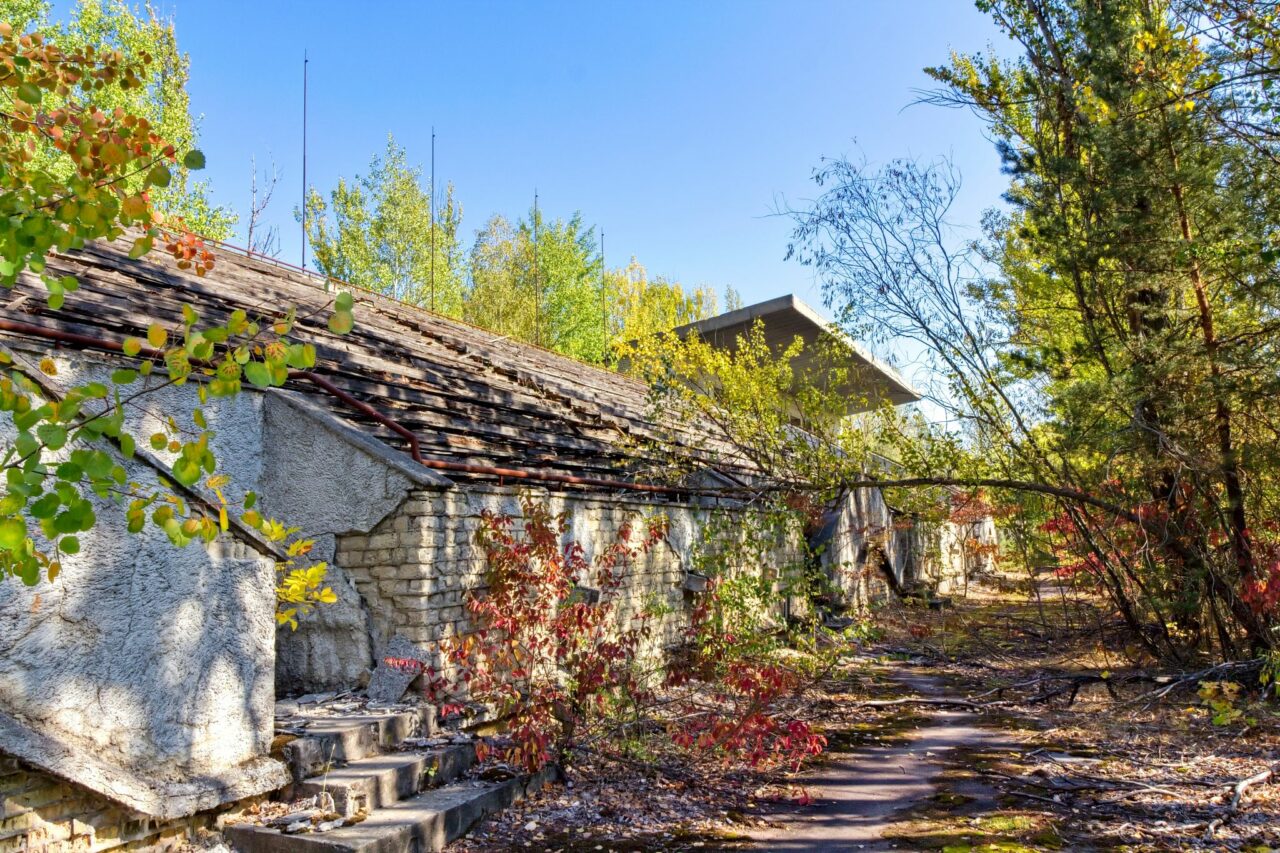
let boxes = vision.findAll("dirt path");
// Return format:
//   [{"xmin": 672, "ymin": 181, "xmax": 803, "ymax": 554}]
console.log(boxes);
[
  {"xmin": 451, "ymin": 586, "xmax": 1280, "ymax": 851},
  {"xmin": 744, "ymin": 668, "xmax": 1023, "ymax": 852}
]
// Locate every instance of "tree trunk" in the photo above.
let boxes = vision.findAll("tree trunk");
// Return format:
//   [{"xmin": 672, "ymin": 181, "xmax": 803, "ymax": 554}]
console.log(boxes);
[{"xmin": 1163, "ymin": 117, "xmax": 1270, "ymax": 652}]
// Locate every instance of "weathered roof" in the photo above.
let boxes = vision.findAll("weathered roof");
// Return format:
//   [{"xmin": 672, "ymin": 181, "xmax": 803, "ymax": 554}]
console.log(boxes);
[
  {"xmin": 4, "ymin": 238, "xmax": 752, "ymax": 496},
  {"xmin": 673, "ymin": 294, "xmax": 921, "ymax": 410},
  {"xmin": 2, "ymin": 241, "xmax": 909, "ymax": 496}
]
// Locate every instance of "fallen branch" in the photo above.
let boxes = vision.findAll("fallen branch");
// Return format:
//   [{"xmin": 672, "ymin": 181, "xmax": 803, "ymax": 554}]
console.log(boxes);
[
  {"xmin": 1132, "ymin": 660, "xmax": 1263, "ymax": 710},
  {"xmin": 851, "ymin": 685, "xmax": 1113, "ymax": 711},
  {"xmin": 1099, "ymin": 782, "xmax": 1185, "ymax": 801},
  {"xmin": 1200, "ymin": 763, "xmax": 1277, "ymax": 841},
  {"xmin": 1005, "ymin": 789, "xmax": 1066, "ymax": 807},
  {"xmin": 965, "ymin": 660, "xmax": 1265, "ymax": 710},
  {"xmin": 1228, "ymin": 765, "xmax": 1276, "ymax": 812}
]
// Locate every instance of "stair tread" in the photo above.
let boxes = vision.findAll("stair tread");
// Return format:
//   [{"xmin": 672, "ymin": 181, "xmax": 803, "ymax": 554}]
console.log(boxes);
[
  {"xmin": 329, "ymin": 778, "xmax": 511, "ymax": 831},
  {"xmin": 280, "ymin": 710, "xmax": 434, "ymax": 770},
  {"xmin": 295, "ymin": 744, "xmax": 472, "ymax": 792},
  {"xmin": 226, "ymin": 771, "xmax": 550, "ymax": 853},
  {"xmin": 301, "ymin": 750, "xmax": 436, "ymax": 783},
  {"xmin": 285, "ymin": 712, "xmax": 418, "ymax": 732},
  {"xmin": 295, "ymin": 747, "xmax": 467, "ymax": 817}
]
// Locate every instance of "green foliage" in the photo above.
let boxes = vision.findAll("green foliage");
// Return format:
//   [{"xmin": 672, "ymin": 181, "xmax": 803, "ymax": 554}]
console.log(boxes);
[
  {"xmin": 303, "ymin": 135, "xmax": 465, "ymax": 313},
  {"xmin": 0, "ymin": 22, "xmax": 199, "ymax": 293},
  {"xmin": 1261, "ymin": 651, "xmax": 1280, "ymax": 698},
  {"xmin": 781, "ymin": 0, "xmax": 1280, "ymax": 658},
  {"xmin": 465, "ymin": 208, "xmax": 605, "ymax": 360},
  {"xmin": 0, "ymin": 19, "xmax": 340, "ymax": 623},
  {"xmin": 619, "ymin": 319, "xmax": 958, "ymax": 507},
  {"xmin": 932, "ymin": 0, "xmax": 1280, "ymax": 656},
  {"xmin": 684, "ymin": 506, "xmax": 812, "ymax": 661},
  {"xmin": 465, "ymin": 222, "xmax": 724, "ymax": 364},
  {"xmin": 0, "ymin": 296, "xmax": 338, "ymax": 603},
  {"xmin": 11, "ymin": 0, "xmax": 234, "ymax": 239},
  {"xmin": 606, "ymin": 258, "xmax": 718, "ymax": 350}
]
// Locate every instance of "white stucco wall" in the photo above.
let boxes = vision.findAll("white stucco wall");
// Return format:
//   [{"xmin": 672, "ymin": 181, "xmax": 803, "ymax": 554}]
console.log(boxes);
[
  {"xmin": 0, "ymin": 346, "xmax": 464, "ymax": 808},
  {"xmin": 0, "ymin": 350, "xmax": 452, "ymax": 808},
  {"xmin": 0, "ymin": 350, "xmax": 286, "ymax": 818},
  {"xmin": 261, "ymin": 392, "xmax": 448, "ymax": 694}
]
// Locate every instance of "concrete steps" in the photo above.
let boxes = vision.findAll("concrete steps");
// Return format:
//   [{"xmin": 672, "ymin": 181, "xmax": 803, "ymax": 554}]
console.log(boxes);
[
  {"xmin": 279, "ymin": 709, "xmax": 432, "ymax": 779},
  {"xmin": 294, "ymin": 747, "xmax": 475, "ymax": 816},
  {"xmin": 227, "ymin": 768, "xmax": 555, "ymax": 853},
  {"xmin": 231, "ymin": 706, "xmax": 548, "ymax": 853}
]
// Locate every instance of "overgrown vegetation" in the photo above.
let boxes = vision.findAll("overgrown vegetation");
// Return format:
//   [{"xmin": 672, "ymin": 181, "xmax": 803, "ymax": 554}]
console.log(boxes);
[
  {"xmin": 421, "ymin": 496, "xmax": 833, "ymax": 781},
  {"xmin": 623, "ymin": 0, "xmax": 1280, "ymax": 663},
  {"xmin": 453, "ymin": 573, "xmax": 1280, "ymax": 851},
  {"xmin": 0, "ymin": 14, "xmax": 338, "ymax": 621}
]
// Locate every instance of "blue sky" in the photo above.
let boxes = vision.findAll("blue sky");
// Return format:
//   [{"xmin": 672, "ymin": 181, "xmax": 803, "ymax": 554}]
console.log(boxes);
[{"xmin": 149, "ymin": 1, "xmax": 1008, "ymax": 317}]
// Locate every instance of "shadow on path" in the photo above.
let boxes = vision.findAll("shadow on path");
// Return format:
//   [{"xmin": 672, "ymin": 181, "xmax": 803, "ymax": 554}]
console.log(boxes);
[{"xmin": 743, "ymin": 669, "xmax": 1021, "ymax": 852}]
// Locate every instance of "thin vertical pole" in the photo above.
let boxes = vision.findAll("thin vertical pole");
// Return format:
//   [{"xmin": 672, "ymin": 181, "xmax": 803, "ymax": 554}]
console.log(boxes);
[
  {"xmin": 533, "ymin": 190, "xmax": 540, "ymax": 347},
  {"xmin": 301, "ymin": 50, "xmax": 309, "ymax": 271},
  {"xmin": 430, "ymin": 126, "xmax": 436, "ymax": 312},
  {"xmin": 600, "ymin": 229, "xmax": 607, "ymax": 349}
]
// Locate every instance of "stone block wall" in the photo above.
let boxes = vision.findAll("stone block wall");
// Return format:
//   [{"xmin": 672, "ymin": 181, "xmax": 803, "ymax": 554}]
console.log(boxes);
[
  {"xmin": 333, "ymin": 485, "xmax": 807, "ymax": 663},
  {"xmin": 0, "ymin": 755, "xmax": 226, "ymax": 852}
]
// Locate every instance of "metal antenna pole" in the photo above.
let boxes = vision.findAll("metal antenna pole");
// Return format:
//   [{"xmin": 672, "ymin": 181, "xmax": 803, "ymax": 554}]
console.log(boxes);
[
  {"xmin": 533, "ymin": 190, "xmax": 540, "ymax": 347},
  {"xmin": 600, "ymin": 229, "xmax": 606, "ymax": 348},
  {"xmin": 430, "ymin": 126, "xmax": 436, "ymax": 312},
  {"xmin": 301, "ymin": 50, "xmax": 308, "ymax": 271}
]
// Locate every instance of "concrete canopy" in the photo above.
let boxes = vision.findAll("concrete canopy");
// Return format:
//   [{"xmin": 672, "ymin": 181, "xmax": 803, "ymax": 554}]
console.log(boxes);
[{"xmin": 672, "ymin": 294, "xmax": 922, "ymax": 413}]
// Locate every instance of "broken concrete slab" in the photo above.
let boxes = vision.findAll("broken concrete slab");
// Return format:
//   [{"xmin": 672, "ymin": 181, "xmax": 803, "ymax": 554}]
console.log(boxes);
[{"xmin": 366, "ymin": 637, "xmax": 430, "ymax": 704}]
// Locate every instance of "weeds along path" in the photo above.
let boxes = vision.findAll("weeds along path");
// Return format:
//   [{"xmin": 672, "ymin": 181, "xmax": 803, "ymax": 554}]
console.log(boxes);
[
  {"xmin": 746, "ymin": 579, "xmax": 1280, "ymax": 851},
  {"xmin": 745, "ymin": 666, "xmax": 1026, "ymax": 852},
  {"xmin": 451, "ymin": 581, "xmax": 1277, "ymax": 850}
]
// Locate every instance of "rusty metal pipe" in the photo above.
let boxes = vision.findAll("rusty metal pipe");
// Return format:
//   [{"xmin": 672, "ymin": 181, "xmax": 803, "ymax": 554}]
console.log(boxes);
[{"xmin": 0, "ymin": 317, "xmax": 692, "ymax": 497}]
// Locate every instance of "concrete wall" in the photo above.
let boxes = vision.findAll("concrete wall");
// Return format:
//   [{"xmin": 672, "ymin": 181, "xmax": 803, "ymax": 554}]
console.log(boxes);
[
  {"xmin": 818, "ymin": 488, "xmax": 993, "ymax": 609},
  {"xmin": 0, "ymin": 351, "xmax": 286, "ymax": 819},
  {"xmin": 914, "ymin": 516, "xmax": 1000, "ymax": 595},
  {"xmin": 260, "ymin": 392, "xmax": 449, "ymax": 695},
  {"xmin": 817, "ymin": 488, "xmax": 905, "ymax": 608}
]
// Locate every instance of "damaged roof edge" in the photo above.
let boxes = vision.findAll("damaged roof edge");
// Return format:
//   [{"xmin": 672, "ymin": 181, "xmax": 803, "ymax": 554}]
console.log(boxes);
[{"xmin": 268, "ymin": 389, "xmax": 455, "ymax": 490}]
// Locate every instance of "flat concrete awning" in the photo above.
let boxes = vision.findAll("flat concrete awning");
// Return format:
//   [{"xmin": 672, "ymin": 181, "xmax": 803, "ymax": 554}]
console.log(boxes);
[{"xmin": 672, "ymin": 294, "xmax": 921, "ymax": 412}]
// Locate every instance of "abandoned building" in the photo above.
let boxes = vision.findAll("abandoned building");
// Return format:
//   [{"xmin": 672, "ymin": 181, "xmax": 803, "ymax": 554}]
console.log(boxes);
[{"xmin": 0, "ymin": 238, "xmax": 993, "ymax": 851}]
